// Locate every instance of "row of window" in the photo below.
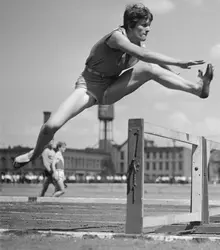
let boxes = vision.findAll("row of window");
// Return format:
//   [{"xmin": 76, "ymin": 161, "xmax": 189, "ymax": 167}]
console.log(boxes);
[
  {"xmin": 146, "ymin": 151, "xmax": 182, "ymax": 159},
  {"xmin": 64, "ymin": 157, "xmax": 101, "ymax": 169},
  {"xmin": 120, "ymin": 151, "xmax": 183, "ymax": 160},
  {"xmin": 0, "ymin": 155, "xmax": 102, "ymax": 170},
  {"xmin": 119, "ymin": 161, "xmax": 183, "ymax": 174},
  {"xmin": 145, "ymin": 162, "xmax": 183, "ymax": 171}
]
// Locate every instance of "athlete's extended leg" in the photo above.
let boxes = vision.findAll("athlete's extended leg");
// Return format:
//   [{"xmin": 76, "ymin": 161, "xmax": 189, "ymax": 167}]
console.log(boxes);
[
  {"xmin": 14, "ymin": 88, "xmax": 96, "ymax": 168},
  {"xmin": 103, "ymin": 62, "xmax": 213, "ymax": 104}
]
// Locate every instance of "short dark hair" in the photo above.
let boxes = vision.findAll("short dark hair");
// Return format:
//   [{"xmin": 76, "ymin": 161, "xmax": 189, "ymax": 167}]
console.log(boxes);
[
  {"xmin": 56, "ymin": 141, "xmax": 66, "ymax": 150},
  {"xmin": 123, "ymin": 3, "xmax": 153, "ymax": 30}
]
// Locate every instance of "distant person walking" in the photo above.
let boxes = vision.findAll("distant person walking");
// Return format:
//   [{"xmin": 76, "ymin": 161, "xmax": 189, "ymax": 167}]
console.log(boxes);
[
  {"xmin": 39, "ymin": 140, "xmax": 56, "ymax": 197},
  {"xmin": 52, "ymin": 141, "xmax": 67, "ymax": 197}
]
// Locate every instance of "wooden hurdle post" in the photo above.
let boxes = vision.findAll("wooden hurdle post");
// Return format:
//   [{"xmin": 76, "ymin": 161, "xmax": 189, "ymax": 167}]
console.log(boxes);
[
  {"xmin": 191, "ymin": 136, "xmax": 209, "ymax": 224},
  {"xmin": 125, "ymin": 119, "xmax": 210, "ymax": 234},
  {"xmin": 125, "ymin": 119, "xmax": 144, "ymax": 234}
]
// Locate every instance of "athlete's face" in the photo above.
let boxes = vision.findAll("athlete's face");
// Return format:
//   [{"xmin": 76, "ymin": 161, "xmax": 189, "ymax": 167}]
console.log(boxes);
[{"xmin": 131, "ymin": 18, "xmax": 151, "ymax": 42}]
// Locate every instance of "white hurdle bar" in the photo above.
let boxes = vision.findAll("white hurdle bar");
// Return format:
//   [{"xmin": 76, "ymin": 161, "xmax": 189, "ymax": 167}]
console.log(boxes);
[{"xmin": 125, "ymin": 119, "xmax": 209, "ymax": 234}]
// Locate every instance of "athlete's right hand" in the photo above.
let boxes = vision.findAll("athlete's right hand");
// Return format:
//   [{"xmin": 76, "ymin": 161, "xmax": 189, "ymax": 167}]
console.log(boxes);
[{"xmin": 177, "ymin": 60, "xmax": 205, "ymax": 69}]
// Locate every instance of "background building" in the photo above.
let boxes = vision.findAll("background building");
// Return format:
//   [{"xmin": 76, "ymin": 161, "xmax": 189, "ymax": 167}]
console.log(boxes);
[
  {"xmin": 0, "ymin": 146, "xmax": 111, "ymax": 183},
  {"xmin": 116, "ymin": 138, "xmax": 192, "ymax": 182},
  {"xmin": 1, "ymin": 110, "xmax": 218, "ymax": 184},
  {"xmin": 208, "ymin": 149, "xmax": 220, "ymax": 183}
]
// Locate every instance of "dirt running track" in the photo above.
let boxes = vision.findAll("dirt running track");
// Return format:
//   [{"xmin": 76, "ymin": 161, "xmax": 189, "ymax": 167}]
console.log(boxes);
[
  {"xmin": 2, "ymin": 202, "xmax": 220, "ymax": 250},
  {"xmin": 0, "ymin": 202, "xmax": 190, "ymax": 233}
]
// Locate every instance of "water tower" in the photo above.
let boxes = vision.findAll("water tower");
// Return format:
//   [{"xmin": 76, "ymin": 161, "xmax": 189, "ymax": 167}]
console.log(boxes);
[{"xmin": 98, "ymin": 105, "xmax": 114, "ymax": 152}]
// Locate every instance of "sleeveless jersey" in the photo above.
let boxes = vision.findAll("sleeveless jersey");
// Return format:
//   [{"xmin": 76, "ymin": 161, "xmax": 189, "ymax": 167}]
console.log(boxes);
[{"xmin": 85, "ymin": 27, "xmax": 140, "ymax": 77}]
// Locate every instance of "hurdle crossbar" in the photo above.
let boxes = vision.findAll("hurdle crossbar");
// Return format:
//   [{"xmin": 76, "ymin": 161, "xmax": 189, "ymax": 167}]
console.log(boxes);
[
  {"xmin": 142, "ymin": 122, "xmax": 199, "ymax": 145},
  {"xmin": 125, "ymin": 119, "xmax": 209, "ymax": 234}
]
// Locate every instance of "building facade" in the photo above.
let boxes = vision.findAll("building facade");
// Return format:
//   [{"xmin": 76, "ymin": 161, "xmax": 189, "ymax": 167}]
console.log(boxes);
[
  {"xmin": 115, "ymin": 139, "xmax": 192, "ymax": 182},
  {"xmin": 0, "ymin": 146, "xmax": 110, "ymax": 181},
  {"xmin": 3, "ymin": 139, "xmax": 217, "ymax": 183},
  {"xmin": 208, "ymin": 149, "xmax": 220, "ymax": 182},
  {"xmin": 63, "ymin": 148, "xmax": 110, "ymax": 180}
]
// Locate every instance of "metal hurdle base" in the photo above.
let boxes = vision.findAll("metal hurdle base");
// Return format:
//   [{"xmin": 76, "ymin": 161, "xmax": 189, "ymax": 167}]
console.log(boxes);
[{"xmin": 145, "ymin": 216, "xmax": 220, "ymax": 235}]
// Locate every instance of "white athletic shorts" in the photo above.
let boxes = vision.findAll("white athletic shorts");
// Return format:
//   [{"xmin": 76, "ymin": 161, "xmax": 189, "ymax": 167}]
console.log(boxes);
[{"xmin": 56, "ymin": 169, "xmax": 65, "ymax": 182}]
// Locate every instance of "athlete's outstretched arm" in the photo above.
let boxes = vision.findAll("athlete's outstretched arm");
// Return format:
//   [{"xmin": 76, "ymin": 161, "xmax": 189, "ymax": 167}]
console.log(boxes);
[{"xmin": 107, "ymin": 31, "xmax": 205, "ymax": 68}]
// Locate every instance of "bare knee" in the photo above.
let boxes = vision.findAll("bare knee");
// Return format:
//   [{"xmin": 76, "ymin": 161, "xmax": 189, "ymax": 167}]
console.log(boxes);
[
  {"xmin": 129, "ymin": 62, "xmax": 154, "ymax": 84},
  {"xmin": 149, "ymin": 63, "xmax": 174, "ymax": 79},
  {"xmin": 102, "ymin": 62, "xmax": 153, "ymax": 105}
]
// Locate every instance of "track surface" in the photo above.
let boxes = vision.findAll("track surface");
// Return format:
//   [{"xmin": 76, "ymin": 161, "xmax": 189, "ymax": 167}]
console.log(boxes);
[
  {"xmin": 0, "ymin": 183, "xmax": 220, "ymax": 233},
  {"xmin": 0, "ymin": 201, "xmax": 191, "ymax": 233},
  {"xmin": 2, "ymin": 184, "xmax": 220, "ymax": 250}
]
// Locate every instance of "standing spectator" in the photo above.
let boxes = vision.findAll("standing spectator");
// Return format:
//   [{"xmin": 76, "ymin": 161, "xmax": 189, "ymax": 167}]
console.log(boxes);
[
  {"xmin": 39, "ymin": 140, "xmax": 56, "ymax": 197},
  {"xmin": 52, "ymin": 141, "xmax": 67, "ymax": 197}
]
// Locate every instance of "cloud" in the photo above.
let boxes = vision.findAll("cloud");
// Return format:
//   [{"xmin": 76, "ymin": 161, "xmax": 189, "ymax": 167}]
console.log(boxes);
[
  {"xmin": 154, "ymin": 102, "xmax": 169, "ymax": 111},
  {"xmin": 203, "ymin": 117, "xmax": 220, "ymax": 135},
  {"xmin": 168, "ymin": 111, "xmax": 192, "ymax": 132},
  {"xmin": 22, "ymin": 124, "xmax": 41, "ymax": 136},
  {"xmin": 210, "ymin": 44, "xmax": 220, "ymax": 60},
  {"xmin": 168, "ymin": 113, "xmax": 220, "ymax": 139},
  {"xmin": 142, "ymin": 0, "xmax": 175, "ymax": 14},
  {"xmin": 182, "ymin": 0, "xmax": 203, "ymax": 5},
  {"xmin": 59, "ymin": 108, "xmax": 97, "ymax": 133},
  {"xmin": 114, "ymin": 123, "xmax": 128, "ymax": 144},
  {"xmin": 157, "ymin": 85, "xmax": 180, "ymax": 96},
  {"xmin": 191, "ymin": 117, "xmax": 220, "ymax": 143},
  {"xmin": 115, "ymin": 104, "xmax": 127, "ymax": 115}
]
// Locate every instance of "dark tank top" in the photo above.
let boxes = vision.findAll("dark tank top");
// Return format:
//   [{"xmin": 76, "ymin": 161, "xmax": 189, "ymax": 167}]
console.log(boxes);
[{"xmin": 85, "ymin": 27, "xmax": 140, "ymax": 77}]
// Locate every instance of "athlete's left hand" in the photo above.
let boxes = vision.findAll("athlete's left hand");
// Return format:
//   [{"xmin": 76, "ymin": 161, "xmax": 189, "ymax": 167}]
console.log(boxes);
[{"xmin": 177, "ymin": 60, "xmax": 205, "ymax": 69}]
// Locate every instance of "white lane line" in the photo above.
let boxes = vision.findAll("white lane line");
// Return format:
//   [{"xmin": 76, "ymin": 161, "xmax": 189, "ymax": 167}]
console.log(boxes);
[
  {"xmin": 1, "ymin": 229, "xmax": 220, "ymax": 242},
  {"xmin": 0, "ymin": 211, "xmax": 124, "ymax": 217},
  {"xmin": 1, "ymin": 196, "xmax": 220, "ymax": 206},
  {"xmin": 0, "ymin": 217, "xmax": 122, "ymax": 224}
]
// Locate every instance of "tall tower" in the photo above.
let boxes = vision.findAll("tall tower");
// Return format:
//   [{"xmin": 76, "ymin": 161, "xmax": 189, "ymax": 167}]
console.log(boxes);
[{"xmin": 98, "ymin": 105, "xmax": 114, "ymax": 152}]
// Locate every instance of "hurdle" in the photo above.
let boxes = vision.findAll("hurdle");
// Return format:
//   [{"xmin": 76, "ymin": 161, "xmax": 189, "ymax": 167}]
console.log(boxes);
[{"xmin": 125, "ymin": 118, "xmax": 220, "ymax": 235}]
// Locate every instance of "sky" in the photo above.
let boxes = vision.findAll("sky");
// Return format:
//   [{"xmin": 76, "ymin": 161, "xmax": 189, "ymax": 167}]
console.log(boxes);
[{"xmin": 1, "ymin": 0, "xmax": 220, "ymax": 149}]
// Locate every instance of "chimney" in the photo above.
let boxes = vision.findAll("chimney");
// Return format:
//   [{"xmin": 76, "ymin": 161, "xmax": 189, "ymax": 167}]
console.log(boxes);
[{"xmin": 43, "ymin": 111, "xmax": 51, "ymax": 124}]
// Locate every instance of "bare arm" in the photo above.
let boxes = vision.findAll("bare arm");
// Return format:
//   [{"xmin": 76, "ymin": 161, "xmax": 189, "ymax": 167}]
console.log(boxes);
[
  {"xmin": 51, "ymin": 158, "xmax": 57, "ymax": 174},
  {"xmin": 107, "ymin": 31, "xmax": 205, "ymax": 68},
  {"xmin": 51, "ymin": 157, "xmax": 59, "ymax": 181},
  {"xmin": 158, "ymin": 64, "xmax": 179, "ymax": 75},
  {"xmin": 42, "ymin": 149, "xmax": 52, "ymax": 172}
]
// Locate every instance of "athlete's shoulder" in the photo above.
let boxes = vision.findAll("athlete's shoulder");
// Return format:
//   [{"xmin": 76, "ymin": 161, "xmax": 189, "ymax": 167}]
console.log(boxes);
[
  {"xmin": 111, "ymin": 26, "xmax": 127, "ymax": 37},
  {"xmin": 107, "ymin": 26, "xmax": 130, "ymax": 47}
]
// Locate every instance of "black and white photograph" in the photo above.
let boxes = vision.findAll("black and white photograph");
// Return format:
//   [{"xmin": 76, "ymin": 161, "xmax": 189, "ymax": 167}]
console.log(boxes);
[{"xmin": 1, "ymin": 0, "xmax": 220, "ymax": 249}]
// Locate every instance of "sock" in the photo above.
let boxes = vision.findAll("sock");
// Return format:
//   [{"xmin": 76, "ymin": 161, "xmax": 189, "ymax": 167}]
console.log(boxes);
[{"xmin": 15, "ymin": 152, "xmax": 31, "ymax": 163}]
